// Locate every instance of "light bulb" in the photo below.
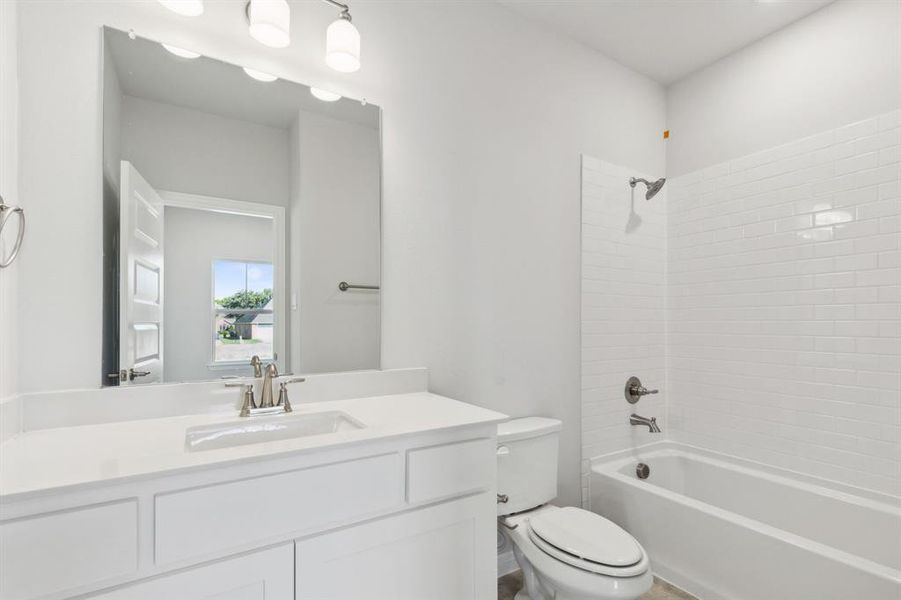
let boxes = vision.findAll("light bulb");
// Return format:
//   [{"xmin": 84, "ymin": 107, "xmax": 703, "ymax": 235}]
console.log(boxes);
[
  {"xmin": 247, "ymin": 0, "xmax": 291, "ymax": 48},
  {"xmin": 325, "ymin": 16, "xmax": 360, "ymax": 73},
  {"xmin": 158, "ymin": 0, "xmax": 204, "ymax": 17},
  {"xmin": 310, "ymin": 88, "xmax": 342, "ymax": 102},
  {"xmin": 162, "ymin": 43, "xmax": 201, "ymax": 59},
  {"xmin": 243, "ymin": 67, "xmax": 278, "ymax": 82}
]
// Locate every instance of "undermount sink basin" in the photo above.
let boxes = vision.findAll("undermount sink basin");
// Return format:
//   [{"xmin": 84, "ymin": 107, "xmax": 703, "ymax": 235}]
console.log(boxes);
[{"xmin": 185, "ymin": 411, "xmax": 364, "ymax": 452}]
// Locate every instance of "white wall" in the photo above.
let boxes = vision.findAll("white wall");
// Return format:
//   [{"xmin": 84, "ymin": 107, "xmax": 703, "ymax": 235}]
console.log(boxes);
[
  {"xmin": 120, "ymin": 96, "xmax": 290, "ymax": 207},
  {"xmin": 373, "ymin": 4, "xmax": 665, "ymax": 507},
  {"xmin": 14, "ymin": 1, "xmax": 665, "ymax": 505},
  {"xmin": 291, "ymin": 109, "xmax": 380, "ymax": 375},
  {"xmin": 666, "ymin": 0, "xmax": 901, "ymax": 177},
  {"xmin": 580, "ymin": 157, "xmax": 666, "ymax": 505},
  {"xmin": 163, "ymin": 207, "xmax": 274, "ymax": 383},
  {"xmin": 666, "ymin": 110, "xmax": 901, "ymax": 496},
  {"xmin": 0, "ymin": 0, "xmax": 19, "ymax": 405}
]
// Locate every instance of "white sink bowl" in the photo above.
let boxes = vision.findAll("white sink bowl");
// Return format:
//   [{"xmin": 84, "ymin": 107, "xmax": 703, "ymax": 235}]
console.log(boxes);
[{"xmin": 185, "ymin": 411, "xmax": 364, "ymax": 452}]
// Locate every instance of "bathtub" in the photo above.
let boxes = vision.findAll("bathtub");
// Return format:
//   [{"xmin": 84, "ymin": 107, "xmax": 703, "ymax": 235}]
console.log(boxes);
[{"xmin": 589, "ymin": 443, "xmax": 901, "ymax": 600}]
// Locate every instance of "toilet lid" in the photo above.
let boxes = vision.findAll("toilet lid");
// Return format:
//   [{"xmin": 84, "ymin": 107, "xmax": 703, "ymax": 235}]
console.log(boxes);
[{"xmin": 528, "ymin": 507, "xmax": 643, "ymax": 567}]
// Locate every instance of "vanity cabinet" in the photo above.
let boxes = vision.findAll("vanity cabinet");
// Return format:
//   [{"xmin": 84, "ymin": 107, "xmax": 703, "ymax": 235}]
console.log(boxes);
[
  {"xmin": 0, "ymin": 425, "xmax": 500, "ymax": 600},
  {"xmin": 89, "ymin": 544, "xmax": 293, "ymax": 600},
  {"xmin": 295, "ymin": 494, "xmax": 496, "ymax": 600}
]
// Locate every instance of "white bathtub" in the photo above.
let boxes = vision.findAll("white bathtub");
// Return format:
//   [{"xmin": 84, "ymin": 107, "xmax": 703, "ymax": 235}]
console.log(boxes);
[{"xmin": 590, "ymin": 443, "xmax": 901, "ymax": 600}]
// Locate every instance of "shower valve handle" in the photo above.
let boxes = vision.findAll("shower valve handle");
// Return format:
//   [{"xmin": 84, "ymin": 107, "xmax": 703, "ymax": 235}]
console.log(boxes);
[
  {"xmin": 625, "ymin": 376, "xmax": 658, "ymax": 404},
  {"xmin": 631, "ymin": 385, "xmax": 658, "ymax": 396}
]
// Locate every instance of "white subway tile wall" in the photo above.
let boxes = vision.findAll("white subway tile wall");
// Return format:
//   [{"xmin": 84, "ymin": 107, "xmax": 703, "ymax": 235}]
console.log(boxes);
[
  {"xmin": 666, "ymin": 109, "xmax": 901, "ymax": 496},
  {"xmin": 580, "ymin": 156, "xmax": 667, "ymax": 505}
]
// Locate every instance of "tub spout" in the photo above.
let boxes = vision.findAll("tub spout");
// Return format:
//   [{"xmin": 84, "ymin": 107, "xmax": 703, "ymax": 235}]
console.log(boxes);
[{"xmin": 630, "ymin": 414, "xmax": 661, "ymax": 433}]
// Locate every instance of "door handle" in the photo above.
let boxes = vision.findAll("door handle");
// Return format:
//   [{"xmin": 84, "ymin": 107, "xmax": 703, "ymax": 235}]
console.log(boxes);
[{"xmin": 129, "ymin": 369, "xmax": 151, "ymax": 381}]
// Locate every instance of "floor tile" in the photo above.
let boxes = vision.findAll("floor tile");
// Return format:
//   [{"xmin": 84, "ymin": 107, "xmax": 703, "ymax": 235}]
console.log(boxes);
[{"xmin": 497, "ymin": 570, "xmax": 698, "ymax": 600}]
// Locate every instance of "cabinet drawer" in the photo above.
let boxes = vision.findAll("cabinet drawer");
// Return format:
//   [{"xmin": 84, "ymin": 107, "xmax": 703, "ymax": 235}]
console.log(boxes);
[
  {"xmin": 406, "ymin": 438, "xmax": 495, "ymax": 504},
  {"xmin": 0, "ymin": 500, "xmax": 138, "ymax": 600},
  {"xmin": 155, "ymin": 453, "xmax": 402, "ymax": 564},
  {"xmin": 90, "ymin": 544, "xmax": 292, "ymax": 600}
]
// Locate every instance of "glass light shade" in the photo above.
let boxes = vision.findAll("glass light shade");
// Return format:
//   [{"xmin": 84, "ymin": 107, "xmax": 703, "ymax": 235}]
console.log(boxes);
[
  {"xmin": 325, "ymin": 18, "xmax": 360, "ymax": 73},
  {"xmin": 158, "ymin": 0, "xmax": 204, "ymax": 17},
  {"xmin": 310, "ymin": 88, "xmax": 342, "ymax": 102},
  {"xmin": 162, "ymin": 43, "xmax": 201, "ymax": 59},
  {"xmin": 248, "ymin": 0, "xmax": 291, "ymax": 48},
  {"xmin": 243, "ymin": 67, "xmax": 278, "ymax": 82}
]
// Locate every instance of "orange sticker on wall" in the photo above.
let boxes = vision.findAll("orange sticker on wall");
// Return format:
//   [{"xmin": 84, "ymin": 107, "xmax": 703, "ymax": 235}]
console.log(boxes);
[{"xmin": 663, "ymin": 130, "xmax": 670, "ymax": 139}]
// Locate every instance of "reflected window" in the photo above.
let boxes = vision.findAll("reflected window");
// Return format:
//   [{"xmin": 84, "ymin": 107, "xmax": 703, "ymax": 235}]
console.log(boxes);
[{"xmin": 213, "ymin": 260, "xmax": 274, "ymax": 363}]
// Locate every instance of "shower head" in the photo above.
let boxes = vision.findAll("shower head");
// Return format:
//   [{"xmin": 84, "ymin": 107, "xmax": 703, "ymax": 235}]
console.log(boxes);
[{"xmin": 629, "ymin": 176, "xmax": 666, "ymax": 200}]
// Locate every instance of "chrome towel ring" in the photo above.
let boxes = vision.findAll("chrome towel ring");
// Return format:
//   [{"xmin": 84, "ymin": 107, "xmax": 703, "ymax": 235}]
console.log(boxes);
[{"xmin": 0, "ymin": 194, "xmax": 25, "ymax": 269}]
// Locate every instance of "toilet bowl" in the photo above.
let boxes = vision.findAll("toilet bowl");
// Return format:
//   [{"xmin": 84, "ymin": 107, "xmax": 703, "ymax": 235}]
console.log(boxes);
[
  {"xmin": 502, "ymin": 505, "xmax": 652, "ymax": 600},
  {"xmin": 497, "ymin": 417, "xmax": 652, "ymax": 600}
]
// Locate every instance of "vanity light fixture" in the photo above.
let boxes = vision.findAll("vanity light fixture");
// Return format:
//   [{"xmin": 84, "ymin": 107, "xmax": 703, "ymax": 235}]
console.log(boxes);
[
  {"xmin": 247, "ymin": 0, "xmax": 291, "ymax": 48},
  {"xmin": 243, "ymin": 67, "xmax": 278, "ymax": 82},
  {"xmin": 162, "ymin": 43, "xmax": 202, "ymax": 59},
  {"xmin": 158, "ymin": 0, "xmax": 204, "ymax": 17},
  {"xmin": 310, "ymin": 87, "xmax": 342, "ymax": 102},
  {"xmin": 242, "ymin": 0, "xmax": 361, "ymax": 72},
  {"xmin": 324, "ymin": 2, "xmax": 361, "ymax": 73}
]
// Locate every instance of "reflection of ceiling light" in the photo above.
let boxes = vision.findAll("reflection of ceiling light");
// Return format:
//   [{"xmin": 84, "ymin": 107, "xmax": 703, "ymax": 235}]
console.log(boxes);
[
  {"xmin": 243, "ymin": 67, "xmax": 278, "ymax": 82},
  {"xmin": 158, "ymin": 0, "xmax": 204, "ymax": 17},
  {"xmin": 247, "ymin": 0, "xmax": 291, "ymax": 48},
  {"xmin": 815, "ymin": 210, "xmax": 853, "ymax": 226},
  {"xmin": 310, "ymin": 87, "xmax": 342, "ymax": 102},
  {"xmin": 325, "ymin": 12, "xmax": 361, "ymax": 72},
  {"xmin": 162, "ymin": 44, "xmax": 201, "ymax": 59}
]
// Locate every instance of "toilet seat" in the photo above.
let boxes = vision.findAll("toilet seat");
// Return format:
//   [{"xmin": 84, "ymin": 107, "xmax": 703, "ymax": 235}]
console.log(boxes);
[
  {"xmin": 504, "ymin": 505, "xmax": 653, "ymax": 600},
  {"xmin": 527, "ymin": 507, "xmax": 649, "ymax": 578}
]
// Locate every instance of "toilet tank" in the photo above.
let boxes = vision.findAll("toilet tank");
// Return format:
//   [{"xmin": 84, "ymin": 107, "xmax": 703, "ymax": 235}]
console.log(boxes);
[{"xmin": 497, "ymin": 417, "xmax": 562, "ymax": 516}]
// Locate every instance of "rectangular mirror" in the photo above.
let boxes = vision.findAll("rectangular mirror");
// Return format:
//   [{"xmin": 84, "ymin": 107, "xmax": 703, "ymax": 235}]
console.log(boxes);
[{"xmin": 101, "ymin": 27, "xmax": 381, "ymax": 386}]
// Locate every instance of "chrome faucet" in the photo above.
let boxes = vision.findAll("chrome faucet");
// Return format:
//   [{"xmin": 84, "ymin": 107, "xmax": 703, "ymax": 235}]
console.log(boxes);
[
  {"xmin": 228, "ymin": 359, "xmax": 306, "ymax": 417},
  {"xmin": 260, "ymin": 363, "xmax": 279, "ymax": 408},
  {"xmin": 630, "ymin": 414, "xmax": 661, "ymax": 433}
]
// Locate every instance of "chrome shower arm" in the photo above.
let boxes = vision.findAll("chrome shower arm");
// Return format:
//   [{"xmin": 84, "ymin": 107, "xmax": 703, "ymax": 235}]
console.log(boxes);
[{"xmin": 629, "ymin": 177, "xmax": 650, "ymax": 188}]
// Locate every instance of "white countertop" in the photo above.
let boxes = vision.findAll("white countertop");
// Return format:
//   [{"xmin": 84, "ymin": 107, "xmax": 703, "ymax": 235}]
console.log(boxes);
[{"xmin": 0, "ymin": 392, "xmax": 507, "ymax": 501}]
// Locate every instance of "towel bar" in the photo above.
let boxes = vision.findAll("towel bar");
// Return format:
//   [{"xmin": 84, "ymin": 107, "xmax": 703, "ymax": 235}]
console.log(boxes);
[
  {"xmin": 338, "ymin": 281, "xmax": 380, "ymax": 291},
  {"xmin": 0, "ymin": 194, "xmax": 24, "ymax": 269}
]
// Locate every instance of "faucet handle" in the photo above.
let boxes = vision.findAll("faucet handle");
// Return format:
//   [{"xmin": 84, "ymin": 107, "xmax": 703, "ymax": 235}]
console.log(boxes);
[
  {"xmin": 250, "ymin": 355, "xmax": 263, "ymax": 378},
  {"xmin": 277, "ymin": 382, "xmax": 293, "ymax": 413},
  {"xmin": 239, "ymin": 384, "xmax": 257, "ymax": 417},
  {"xmin": 275, "ymin": 378, "xmax": 306, "ymax": 412}
]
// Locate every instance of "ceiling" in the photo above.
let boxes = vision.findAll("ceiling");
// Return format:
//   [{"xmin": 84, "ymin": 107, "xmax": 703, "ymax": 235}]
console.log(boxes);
[
  {"xmin": 498, "ymin": 0, "xmax": 835, "ymax": 85},
  {"xmin": 106, "ymin": 28, "xmax": 379, "ymax": 130}
]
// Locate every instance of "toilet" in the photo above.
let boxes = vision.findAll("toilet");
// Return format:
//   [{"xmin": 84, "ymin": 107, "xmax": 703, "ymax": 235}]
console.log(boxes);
[{"xmin": 497, "ymin": 417, "xmax": 653, "ymax": 600}]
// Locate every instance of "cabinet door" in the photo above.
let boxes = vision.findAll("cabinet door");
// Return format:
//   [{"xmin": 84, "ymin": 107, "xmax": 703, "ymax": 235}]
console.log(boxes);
[
  {"xmin": 90, "ymin": 544, "xmax": 293, "ymax": 600},
  {"xmin": 295, "ymin": 494, "xmax": 496, "ymax": 600}
]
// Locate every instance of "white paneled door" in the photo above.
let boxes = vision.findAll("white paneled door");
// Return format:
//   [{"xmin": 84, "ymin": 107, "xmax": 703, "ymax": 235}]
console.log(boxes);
[{"xmin": 119, "ymin": 161, "xmax": 164, "ymax": 384}]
